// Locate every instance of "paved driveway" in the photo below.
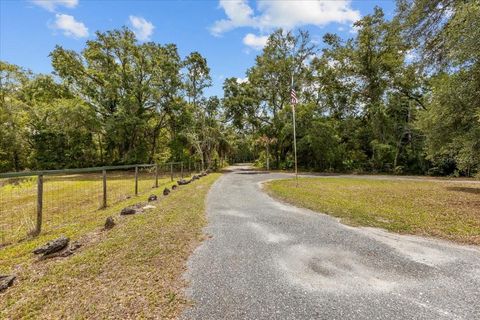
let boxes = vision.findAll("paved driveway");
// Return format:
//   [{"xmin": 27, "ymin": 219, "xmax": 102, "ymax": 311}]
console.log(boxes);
[{"xmin": 182, "ymin": 165, "xmax": 480, "ymax": 319}]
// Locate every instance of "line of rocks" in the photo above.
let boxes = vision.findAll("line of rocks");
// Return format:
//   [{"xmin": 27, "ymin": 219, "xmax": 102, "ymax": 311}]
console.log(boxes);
[{"xmin": 114, "ymin": 170, "xmax": 211, "ymax": 221}]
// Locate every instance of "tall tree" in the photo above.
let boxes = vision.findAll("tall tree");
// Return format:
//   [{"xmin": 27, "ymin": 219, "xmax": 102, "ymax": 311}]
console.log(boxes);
[
  {"xmin": 51, "ymin": 28, "xmax": 183, "ymax": 164},
  {"xmin": 183, "ymin": 52, "xmax": 214, "ymax": 169}
]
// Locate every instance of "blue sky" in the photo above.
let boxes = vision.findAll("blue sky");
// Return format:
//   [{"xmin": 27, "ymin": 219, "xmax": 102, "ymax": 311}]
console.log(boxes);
[{"xmin": 0, "ymin": 0, "xmax": 395, "ymax": 97}]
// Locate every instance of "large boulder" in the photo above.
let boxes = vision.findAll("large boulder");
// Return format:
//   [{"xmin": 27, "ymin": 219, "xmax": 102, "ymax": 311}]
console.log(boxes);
[
  {"xmin": 33, "ymin": 236, "xmax": 69, "ymax": 255},
  {"xmin": 0, "ymin": 275, "xmax": 15, "ymax": 292}
]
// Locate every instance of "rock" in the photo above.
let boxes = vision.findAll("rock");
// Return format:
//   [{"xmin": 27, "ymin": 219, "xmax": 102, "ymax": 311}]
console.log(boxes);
[
  {"xmin": 163, "ymin": 188, "xmax": 170, "ymax": 196},
  {"xmin": 148, "ymin": 194, "xmax": 158, "ymax": 202},
  {"xmin": 120, "ymin": 207, "xmax": 136, "ymax": 215},
  {"xmin": 41, "ymin": 241, "xmax": 82, "ymax": 260},
  {"xmin": 172, "ymin": 185, "xmax": 177, "ymax": 190},
  {"xmin": 104, "ymin": 217, "xmax": 115, "ymax": 230},
  {"xmin": 33, "ymin": 236, "xmax": 69, "ymax": 255},
  {"xmin": 177, "ymin": 179, "xmax": 190, "ymax": 185},
  {"xmin": 0, "ymin": 275, "xmax": 15, "ymax": 292},
  {"xmin": 121, "ymin": 204, "xmax": 146, "ymax": 215},
  {"xmin": 192, "ymin": 175, "xmax": 199, "ymax": 180}
]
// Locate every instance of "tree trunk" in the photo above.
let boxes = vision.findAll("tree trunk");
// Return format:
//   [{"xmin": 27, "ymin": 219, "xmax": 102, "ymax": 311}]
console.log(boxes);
[{"xmin": 266, "ymin": 144, "xmax": 269, "ymax": 170}]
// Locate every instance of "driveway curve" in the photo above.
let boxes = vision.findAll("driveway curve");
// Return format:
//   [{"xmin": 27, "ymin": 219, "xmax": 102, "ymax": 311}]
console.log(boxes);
[{"xmin": 181, "ymin": 165, "xmax": 480, "ymax": 320}]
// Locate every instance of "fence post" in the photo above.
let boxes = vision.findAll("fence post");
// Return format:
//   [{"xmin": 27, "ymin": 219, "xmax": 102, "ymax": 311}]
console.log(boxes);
[
  {"xmin": 155, "ymin": 164, "xmax": 159, "ymax": 188},
  {"xmin": 102, "ymin": 169, "xmax": 107, "ymax": 208},
  {"xmin": 135, "ymin": 166, "xmax": 138, "ymax": 196},
  {"xmin": 170, "ymin": 163, "xmax": 173, "ymax": 182},
  {"xmin": 34, "ymin": 174, "xmax": 43, "ymax": 236},
  {"xmin": 181, "ymin": 162, "xmax": 184, "ymax": 179}
]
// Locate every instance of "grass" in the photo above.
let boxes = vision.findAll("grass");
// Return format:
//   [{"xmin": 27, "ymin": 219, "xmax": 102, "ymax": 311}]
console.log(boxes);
[
  {"xmin": 0, "ymin": 170, "xmax": 183, "ymax": 245},
  {"xmin": 0, "ymin": 172, "xmax": 220, "ymax": 319},
  {"xmin": 264, "ymin": 177, "xmax": 480, "ymax": 245}
]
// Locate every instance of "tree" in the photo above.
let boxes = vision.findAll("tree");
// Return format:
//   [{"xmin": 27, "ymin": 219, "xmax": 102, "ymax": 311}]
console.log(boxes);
[
  {"xmin": 183, "ymin": 52, "xmax": 213, "ymax": 169},
  {"xmin": 399, "ymin": 0, "xmax": 480, "ymax": 176},
  {"xmin": 224, "ymin": 29, "xmax": 317, "ymax": 168},
  {"xmin": 0, "ymin": 61, "xmax": 30, "ymax": 171},
  {"xmin": 51, "ymin": 28, "xmax": 183, "ymax": 164}
]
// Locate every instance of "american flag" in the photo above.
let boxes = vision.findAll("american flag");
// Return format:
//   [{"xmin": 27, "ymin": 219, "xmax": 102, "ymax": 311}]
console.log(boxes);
[{"xmin": 291, "ymin": 88, "xmax": 298, "ymax": 105}]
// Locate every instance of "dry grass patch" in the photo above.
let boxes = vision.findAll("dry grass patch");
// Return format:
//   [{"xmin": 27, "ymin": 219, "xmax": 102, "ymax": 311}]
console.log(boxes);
[
  {"xmin": 0, "ymin": 173, "xmax": 220, "ymax": 319},
  {"xmin": 265, "ymin": 177, "xmax": 480, "ymax": 245}
]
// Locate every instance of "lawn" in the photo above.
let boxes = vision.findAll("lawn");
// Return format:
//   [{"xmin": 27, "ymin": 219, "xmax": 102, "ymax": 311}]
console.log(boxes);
[
  {"xmin": 264, "ymin": 177, "xmax": 480, "ymax": 245},
  {"xmin": 0, "ymin": 172, "xmax": 220, "ymax": 319}
]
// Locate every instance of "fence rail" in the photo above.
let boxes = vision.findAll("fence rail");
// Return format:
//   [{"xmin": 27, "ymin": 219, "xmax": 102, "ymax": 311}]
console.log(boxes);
[{"xmin": 0, "ymin": 160, "xmax": 221, "ymax": 246}]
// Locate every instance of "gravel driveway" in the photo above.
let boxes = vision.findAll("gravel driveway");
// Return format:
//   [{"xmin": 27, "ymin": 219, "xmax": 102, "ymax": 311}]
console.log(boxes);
[{"xmin": 181, "ymin": 165, "xmax": 480, "ymax": 320}]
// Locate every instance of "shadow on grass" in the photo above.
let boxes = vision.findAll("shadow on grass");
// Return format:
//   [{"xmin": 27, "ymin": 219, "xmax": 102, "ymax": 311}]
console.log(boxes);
[{"xmin": 446, "ymin": 186, "xmax": 480, "ymax": 195}]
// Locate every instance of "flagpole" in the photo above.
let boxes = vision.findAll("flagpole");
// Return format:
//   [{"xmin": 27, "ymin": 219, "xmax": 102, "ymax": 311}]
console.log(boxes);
[{"xmin": 291, "ymin": 74, "xmax": 298, "ymax": 187}]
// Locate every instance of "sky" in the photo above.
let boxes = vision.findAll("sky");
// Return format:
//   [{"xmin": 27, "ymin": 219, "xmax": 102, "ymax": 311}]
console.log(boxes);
[{"xmin": 0, "ymin": 0, "xmax": 396, "ymax": 97}]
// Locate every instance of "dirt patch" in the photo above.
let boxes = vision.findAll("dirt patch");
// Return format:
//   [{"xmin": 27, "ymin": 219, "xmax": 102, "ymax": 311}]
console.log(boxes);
[{"xmin": 277, "ymin": 245, "xmax": 397, "ymax": 293}]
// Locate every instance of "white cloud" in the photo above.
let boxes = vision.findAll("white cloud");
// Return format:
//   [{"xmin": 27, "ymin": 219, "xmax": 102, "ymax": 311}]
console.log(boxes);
[
  {"xmin": 211, "ymin": 0, "xmax": 256, "ymax": 35},
  {"xmin": 129, "ymin": 15, "xmax": 155, "ymax": 41},
  {"xmin": 243, "ymin": 33, "xmax": 268, "ymax": 50},
  {"xmin": 211, "ymin": 0, "xmax": 361, "ymax": 35},
  {"xmin": 31, "ymin": 0, "xmax": 78, "ymax": 12},
  {"xmin": 53, "ymin": 13, "xmax": 88, "ymax": 38}
]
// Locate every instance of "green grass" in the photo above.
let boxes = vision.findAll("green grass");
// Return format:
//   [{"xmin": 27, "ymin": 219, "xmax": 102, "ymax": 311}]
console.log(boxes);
[
  {"xmin": 0, "ymin": 171, "xmax": 182, "ymax": 245},
  {"xmin": 264, "ymin": 177, "xmax": 480, "ymax": 245},
  {"xmin": 0, "ymin": 172, "xmax": 220, "ymax": 319}
]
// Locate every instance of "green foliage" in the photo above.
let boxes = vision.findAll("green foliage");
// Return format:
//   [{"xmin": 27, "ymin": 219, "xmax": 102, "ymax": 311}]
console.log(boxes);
[
  {"xmin": 1, "ymin": 0, "xmax": 479, "ymax": 176},
  {"xmin": 0, "ymin": 28, "xmax": 234, "ymax": 172},
  {"xmin": 416, "ymin": 72, "xmax": 480, "ymax": 175},
  {"xmin": 222, "ymin": 3, "xmax": 478, "ymax": 176}
]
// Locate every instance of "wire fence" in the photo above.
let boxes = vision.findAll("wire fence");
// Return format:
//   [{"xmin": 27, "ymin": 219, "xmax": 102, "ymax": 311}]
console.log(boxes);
[{"xmin": 0, "ymin": 160, "xmax": 221, "ymax": 247}]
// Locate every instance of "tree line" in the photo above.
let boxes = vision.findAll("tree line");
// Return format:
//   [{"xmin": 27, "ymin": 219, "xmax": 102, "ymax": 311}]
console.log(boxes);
[
  {"xmin": 1, "ymin": 28, "xmax": 235, "ymax": 172},
  {"xmin": 223, "ymin": 0, "xmax": 479, "ymax": 176},
  {"xmin": 1, "ymin": 0, "xmax": 479, "ymax": 176}
]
